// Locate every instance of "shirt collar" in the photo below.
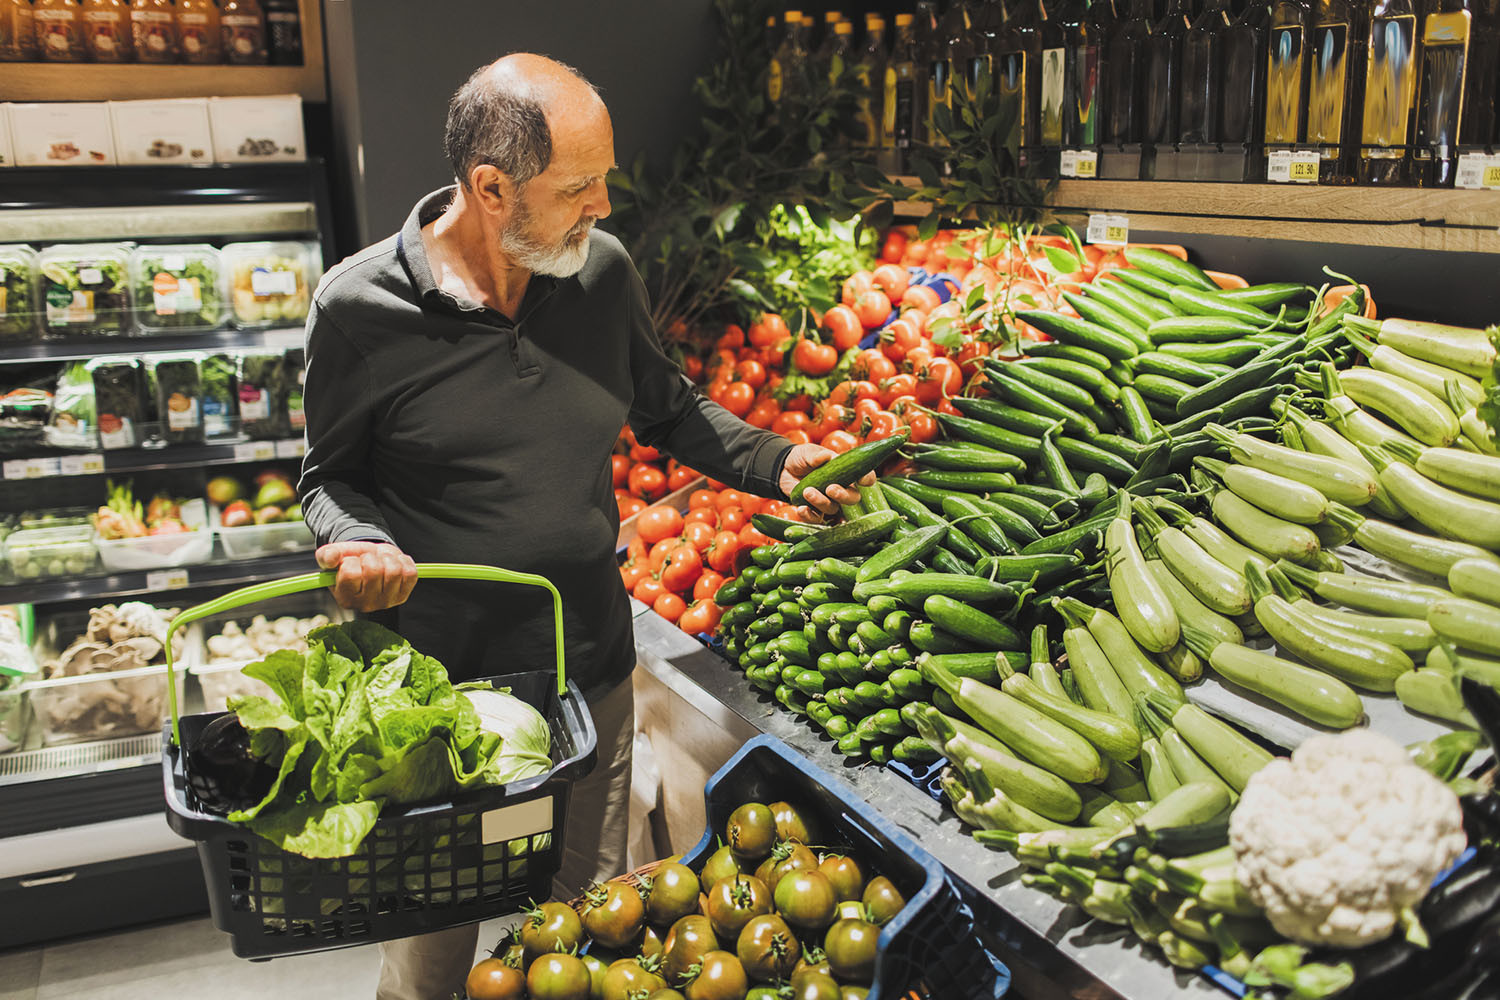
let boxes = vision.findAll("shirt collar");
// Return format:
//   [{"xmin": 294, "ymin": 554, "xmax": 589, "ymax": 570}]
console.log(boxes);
[{"xmin": 395, "ymin": 184, "xmax": 559, "ymax": 320}]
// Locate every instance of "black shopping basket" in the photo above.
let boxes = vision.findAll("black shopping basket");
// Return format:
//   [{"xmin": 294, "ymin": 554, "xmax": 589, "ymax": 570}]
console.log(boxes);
[{"xmin": 160, "ymin": 563, "xmax": 597, "ymax": 959}]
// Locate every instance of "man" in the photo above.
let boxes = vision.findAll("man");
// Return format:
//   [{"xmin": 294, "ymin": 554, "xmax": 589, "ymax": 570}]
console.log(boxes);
[{"xmin": 299, "ymin": 54, "xmax": 865, "ymax": 999}]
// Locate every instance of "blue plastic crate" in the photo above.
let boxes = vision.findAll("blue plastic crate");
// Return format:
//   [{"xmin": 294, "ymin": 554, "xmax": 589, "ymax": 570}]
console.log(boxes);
[
  {"xmin": 886, "ymin": 753, "xmax": 949, "ymax": 797},
  {"xmin": 683, "ymin": 735, "xmax": 1010, "ymax": 999}
]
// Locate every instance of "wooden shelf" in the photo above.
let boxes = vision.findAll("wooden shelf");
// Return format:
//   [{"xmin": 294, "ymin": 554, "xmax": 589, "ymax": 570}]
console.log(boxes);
[
  {"xmin": 0, "ymin": 0, "xmax": 324, "ymax": 102},
  {"xmin": 890, "ymin": 177, "xmax": 1500, "ymax": 254}
]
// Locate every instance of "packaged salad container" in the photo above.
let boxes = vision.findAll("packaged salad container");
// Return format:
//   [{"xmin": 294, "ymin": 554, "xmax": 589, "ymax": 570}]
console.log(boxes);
[
  {"xmin": 223, "ymin": 241, "xmax": 312, "ymax": 328},
  {"xmin": 0, "ymin": 244, "xmax": 40, "ymax": 342},
  {"xmin": 130, "ymin": 244, "xmax": 225, "ymax": 333},
  {"xmin": 6, "ymin": 525, "xmax": 99, "ymax": 579},
  {"xmin": 146, "ymin": 354, "xmax": 205, "ymax": 445},
  {"xmin": 88, "ymin": 357, "xmax": 149, "ymax": 450},
  {"xmin": 38, "ymin": 243, "xmax": 134, "ymax": 338}
]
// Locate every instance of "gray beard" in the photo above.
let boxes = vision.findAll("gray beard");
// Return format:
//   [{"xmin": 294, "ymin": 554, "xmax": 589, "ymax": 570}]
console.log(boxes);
[{"xmin": 502, "ymin": 200, "xmax": 594, "ymax": 277}]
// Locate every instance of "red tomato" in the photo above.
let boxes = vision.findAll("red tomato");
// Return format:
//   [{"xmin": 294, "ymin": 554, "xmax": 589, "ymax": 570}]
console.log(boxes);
[
  {"xmin": 936, "ymin": 397, "xmax": 962, "ymax": 417},
  {"xmin": 904, "ymin": 345, "xmax": 934, "ymax": 373},
  {"xmin": 628, "ymin": 463, "xmax": 667, "ymax": 502},
  {"xmin": 636, "ymin": 504, "xmax": 684, "ymax": 544},
  {"xmin": 611, "ymin": 453, "xmax": 631, "ymax": 488},
  {"xmin": 633, "ymin": 576, "xmax": 666, "ymax": 605},
  {"xmin": 659, "ymin": 546, "xmax": 703, "ymax": 594},
  {"xmin": 791, "ymin": 338, "xmax": 838, "ymax": 377},
  {"xmin": 885, "ymin": 393, "xmax": 920, "ymax": 416},
  {"xmin": 716, "ymin": 327, "xmax": 745, "ymax": 352},
  {"xmin": 784, "ymin": 393, "xmax": 814, "ymax": 414},
  {"xmin": 881, "ymin": 317, "xmax": 923, "ymax": 365},
  {"xmin": 903, "ymin": 284, "xmax": 943, "ymax": 314},
  {"xmin": 928, "ymin": 356, "xmax": 964, "ymax": 397},
  {"xmin": 682, "ymin": 521, "xmax": 716, "ymax": 553},
  {"xmin": 863, "ymin": 410, "xmax": 903, "ymax": 441},
  {"xmin": 719, "ymin": 506, "xmax": 748, "ymax": 533},
  {"xmin": 626, "ymin": 535, "xmax": 648, "ymax": 564},
  {"xmin": 813, "ymin": 402, "xmax": 853, "ymax": 440},
  {"xmin": 678, "ymin": 599, "xmax": 722, "ymax": 634},
  {"xmin": 693, "ymin": 571, "xmax": 726, "ymax": 602},
  {"xmin": 880, "ymin": 230, "xmax": 908, "ymax": 264},
  {"xmin": 879, "ymin": 373, "xmax": 919, "ymax": 408},
  {"xmin": 829, "ymin": 380, "xmax": 879, "ymax": 407},
  {"xmin": 822, "ymin": 429, "xmax": 860, "ymax": 454},
  {"xmin": 840, "ymin": 271, "xmax": 874, "ymax": 308},
  {"xmin": 648, "ymin": 537, "xmax": 687, "ymax": 572},
  {"xmin": 783, "ymin": 428, "xmax": 811, "ymax": 445},
  {"xmin": 872, "ymin": 264, "xmax": 909, "ymax": 304},
  {"xmin": 620, "ymin": 558, "xmax": 648, "ymax": 591},
  {"xmin": 853, "ymin": 349, "xmax": 897, "ymax": 383},
  {"xmin": 854, "ymin": 289, "xmax": 893, "ymax": 329},
  {"xmin": 617, "ymin": 494, "xmax": 646, "ymax": 520},
  {"xmin": 681, "ymin": 355, "xmax": 704, "ymax": 382},
  {"xmin": 853, "ymin": 397, "xmax": 882, "ymax": 421},
  {"xmin": 668, "ymin": 464, "xmax": 699, "ymax": 491},
  {"xmin": 684, "ymin": 507, "xmax": 718, "ymax": 528},
  {"xmin": 747, "ymin": 312, "xmax": 789, "ymax": 348},
  {"xmin": 653, "ymin": 592, "xmax": 687, "ymax": 624},
  {"xmin": 630, "ymin": 442, "xmax": 661, "ymax": 463},
  {"xmin": 761, "ymin": 500, "xmax": 797, "ymax": 519},
  {"xmin": 823, "ymin": 304, "xmax": 865, "ymax": 352},
  {"xmin": 954, "ymin": 340, "xmax": 992, "ymax": 377},
  {"xmin": 738, "ymin": 524, "xmax": 772, "ymax": 550},
  {"xmin": 901, "ymin": 240, "xmax": 930, "ymax": 267},
  {"xmin": 721, "ymin": 381, "xmax": 756, "ymax": 418},
  {"xmin": 689, "ymin": 489, "xmax": 719, "ymax": 510},
  {"xmin": 706, "ymin": 531, "xmax": 740, "ymax": 574},
  {"xmin": 771, "ymin": 411, "xmax": 811, "ymax": 435},
  {"xmin": 746, "ymin": 399, "xmax": 780, "ymax": 429},
  {"xmin": 904, "ymin": 410, "xmax": 940, "ymax": 444},
  {"xmin": 734, "ymin": 359, "xmax": 767, "ymax": 390}
]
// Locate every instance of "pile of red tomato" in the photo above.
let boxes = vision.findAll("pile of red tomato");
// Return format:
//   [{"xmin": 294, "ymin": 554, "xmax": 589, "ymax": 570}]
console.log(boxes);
[
  {"xmin": 613, "ymin": 425, "xmax": 706, "ymax": 520},
  {"xmin": 619, "ymin": 485, "xmax": 801, "ymax": 635}
]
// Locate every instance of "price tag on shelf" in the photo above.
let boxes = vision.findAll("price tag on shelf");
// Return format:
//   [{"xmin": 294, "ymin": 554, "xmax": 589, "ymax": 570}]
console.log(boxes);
[
  {"xmin": 234, "ymin": 441, "xmax": 277, "ymax": 463},
  {"xmin": 59, "ymin": 453, "xmax": 105, "ymax": 477},
  {"xmin": 1059, "ymin": 150, "xmax": 1077, "ymax": 177},
  {"xmin": 1086, "ymin": 213, "xmax": 1129, "ymax": 247},
  {"xmin": 1073, "ymin": 150, "xmax": 1098, "ymax": 178},
  {"xmin": 1267, "ymin": 149, "xmax": 1320, "ymax": 183},
  {"xmin": 1456, "ymin": 153, "xmax": 1500, "ymax": 190},
  {"xmin": 3, "ymin": 457, "xmax": 59, "ymax": 480},
  {"xmin": 146, "ymin": 569, "xmax": 190, "ymax": 592},
  {"xmin": 275, "ymin": 439, "xmax": 306, "ymax": 460}
]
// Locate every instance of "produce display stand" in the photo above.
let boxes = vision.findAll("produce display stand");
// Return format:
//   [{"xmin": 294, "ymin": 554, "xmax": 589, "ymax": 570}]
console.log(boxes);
[{"xmin": 630, "ymin": 606, "xmax": 1223, "ymax": 1000}]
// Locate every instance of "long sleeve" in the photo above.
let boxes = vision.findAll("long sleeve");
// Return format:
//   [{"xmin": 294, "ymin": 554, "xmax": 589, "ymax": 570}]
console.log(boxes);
[
  {"xmin": 297, "ymin": 298, "xmax": 396, "ymax": 546},
  {"xmin": 623, "ymin": 267, "xmax": 792, "ymax": 499}
]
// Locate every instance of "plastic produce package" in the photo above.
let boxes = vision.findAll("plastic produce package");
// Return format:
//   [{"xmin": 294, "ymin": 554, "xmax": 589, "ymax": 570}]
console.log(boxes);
[
  {"xmin": 0, "ymin": 370, "xmax": 53, "ymax": 455},
  {"xmin": 38, "ymin": 243, "xmax": 132, "ymax": 337},
  {"xmin": 224, "ymin": 242, "xmax": 312, "ymax": 328},
  {"xmin": 88, "ymin": 357, "xmax": 148, "ymax": 449},
  {"xmin": 0, "ymin": 244, "xmax": 40, "ymax": 342},
  {"xmin": 45, "ymin": 361, "xmax": 98, "ymax": 450},
  {"xmin": 147, "ymin": 354, "xmax": 205, "ymax": 445},
  {"xmin": 131, "ymin": 244, "xmax": 224, "ymax": 333},
  {"xmin": 237, "ymin": 352, "xmax": 289, "ymax": 439}
]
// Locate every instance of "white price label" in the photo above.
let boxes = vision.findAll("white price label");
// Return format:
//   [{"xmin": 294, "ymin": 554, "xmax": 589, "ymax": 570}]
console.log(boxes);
[
  {"xmin": 1059, "ymin": 150, "xmax": 1077, "ymax": 178},
  {"xmin": 275, "ymin": 439, "xmax": 305, "ymax": 459},
  {"xmin": 1073, "ymin": 150, "xmax": 1098, "ymax": 178},
  {"xmin": 146, "ymin": 569, "xmax": 190, "ymax": 592},
  {"xmin": 1456, "ymin": 153, "xmax": 1500, "ymax": 190},
  {"xmin": 1267, "ymin": 149, "xmax": 1318, "ymax": 183},
  {"xmin": 60, "ymin": 453, "xmax": 106, "ymax": 476},
  {"xmin": 234, "ymin": 441, "xmax": 276, "ymax": 463},
  {"xmin": 1086, "ymin": 213, "xmax": 1129, "ymax": 247},
  {"xmin": 3, "ymin": 457, "xmax": 58, "ymax": 479}
]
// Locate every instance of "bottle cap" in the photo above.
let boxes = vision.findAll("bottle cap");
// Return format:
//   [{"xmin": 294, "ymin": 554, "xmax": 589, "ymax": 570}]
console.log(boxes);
[
  {"xmin": 802, "ymin": 15, "xmax": 815, "ymax": 26},
  {"xmin": 835, "ymin": 20, "xmax": 854, "ymax": 33},
  {"xmin": 867, "ymin": 15, "xmax": 885, "ymax": 28},
  {"xmin": 825, "ymin": 10, "xmax": 844, "ymax": 23},
  {"xmin": 896, "ymin": 13, "xmax": 914, "ymax": 25},
  {"xmin": 784, "ymin": 9, "xmax": 803, "ymax": 21}
]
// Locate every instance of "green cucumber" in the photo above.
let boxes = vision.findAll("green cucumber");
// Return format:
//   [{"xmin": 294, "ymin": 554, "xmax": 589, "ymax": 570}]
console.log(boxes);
[
  {"xmin": 791, "ymin": 430, "xmax": 909, "ymax": 505},
  {"xmin": 1122, "ymin": 248, "xmax": 1219, "ymax": 292},
  {"xmin": 1016, "ymin": 310, "xmax": 1141, "ymax": 362},
  {"xmin": 1021, "ymin": 341, "xmax": 1114, "ymax": 370},
  {"xmin": 923, "ymin": 594, "xmax": 1023, "ymax": 649},
  {"xmin": 787, "ymin": 510, "xmax": 903, "ymax": 559},
  {"xmin": 854, "ymin": 524, "xmax": 949, "ymax": 583}
]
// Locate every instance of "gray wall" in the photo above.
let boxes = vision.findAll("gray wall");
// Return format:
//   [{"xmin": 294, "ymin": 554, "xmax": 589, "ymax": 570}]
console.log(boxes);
[{"xmin": 322, "ymin": 0, "xmax": 719, "ymax": 253}]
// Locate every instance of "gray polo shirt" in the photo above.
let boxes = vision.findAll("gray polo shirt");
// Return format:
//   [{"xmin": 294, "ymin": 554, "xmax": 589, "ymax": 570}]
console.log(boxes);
[{"xmin": 298, "ymin": 185, "xmax": 792, "ymax": 695}]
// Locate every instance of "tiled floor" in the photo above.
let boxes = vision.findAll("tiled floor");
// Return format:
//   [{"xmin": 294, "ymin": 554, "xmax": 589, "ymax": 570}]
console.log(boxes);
[{"xmin": 0, "ymin": 912, "xmax": 518, "ymax": 1000}]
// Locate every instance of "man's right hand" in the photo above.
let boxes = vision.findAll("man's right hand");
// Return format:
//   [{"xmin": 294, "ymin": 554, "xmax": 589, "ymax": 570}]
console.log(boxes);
[{"xmin": 316, "ymin": 541, "xmax": 418, "ymax": 612}]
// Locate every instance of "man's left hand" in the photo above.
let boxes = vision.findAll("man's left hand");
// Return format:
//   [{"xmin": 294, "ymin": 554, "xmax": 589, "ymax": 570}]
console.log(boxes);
[{"xmin": 779, "ymin": 443, "xmax": 876, "ymax": 521}]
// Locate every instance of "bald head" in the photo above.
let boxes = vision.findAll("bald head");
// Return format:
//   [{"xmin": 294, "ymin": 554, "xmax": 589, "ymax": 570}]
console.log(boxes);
[{"xmin": 443, "ymin": 53, "xmax": 606, "ymax": 190}]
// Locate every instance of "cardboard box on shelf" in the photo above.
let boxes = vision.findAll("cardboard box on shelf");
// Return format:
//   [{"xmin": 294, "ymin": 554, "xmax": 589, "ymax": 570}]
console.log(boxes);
[
  {"xmin": 207, "ymin": 95, "xmax": 305, "ymax": 164},
  {"xmin": 8, "ymin": 102, "xmax": 116, "ymax": 167},
  {"xmin": 109, "ymin": 98, "xmax": 214, "ymax": 166},
  {"xmin": 0, "ymin": 105, "xmax": 13, "ymax": 168}
]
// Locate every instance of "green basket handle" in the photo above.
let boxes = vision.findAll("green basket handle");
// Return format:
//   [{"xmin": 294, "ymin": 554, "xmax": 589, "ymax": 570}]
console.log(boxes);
[{"xmin": 162, "ymin": 563, "xmax": 566, "ymax": 746}]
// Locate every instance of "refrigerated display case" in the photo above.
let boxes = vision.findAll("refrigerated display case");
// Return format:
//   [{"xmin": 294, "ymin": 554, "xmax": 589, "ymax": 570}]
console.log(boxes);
[{"xmin": 0, "ymin": 159, "xmax": 334, "ymax": 947}]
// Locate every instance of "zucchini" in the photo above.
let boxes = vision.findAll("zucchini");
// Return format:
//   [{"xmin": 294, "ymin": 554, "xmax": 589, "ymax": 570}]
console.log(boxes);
[
  {"xmin": 1146, "ymin": 561, "xmax": 1244, "ymax": 648},
  {"xmin": 1409, "ymin": 445, "xmax": 1500, "ymax": 502},
  {"xmin": 1276, "ymin": 558, "xmax": 1453, "ymax": 618},
  {"xmin": 1063, "ymin": 598, "xmax": 1186, "ymax": 706},
  {"xmin": 1196, "ymin": 456, "xmax": 1331, "ymax": 525},
  {"xmin": 916, "ymin": 707, "xmax": 1084, "ymax": 822},
  {"xmin": 1339, "ymin": 369, "xmax": 1461, "ymax": 448},
  {"xmin": 1135, "ymin": 502, "xmax": 1252, "ymax": 616},
  {"xmin": 1450, "ymin": 556, "xmax": 1500, "ymax": 604},
  {"xmin": 1363, "ymin": 443, "xmax": 1500, "ymax": 549},
  {"xmin": 1292, "ymin": 600, "xmax": 1436, "ymax": 653},
  {"xmin": 1203, "ymin": 422, "xmax": 1379, "ymax": 506},
  {"xmin": 1145, "ymin": 694, "xmax": 1276, "ymax": 792},
  {"xmin": 1000, "ymin": 668, "xmax": 1143, "ymax": 762},
  {"xmin": 1351, "ymin": 513, "xmax": 1500, "ymax": 579},
  {"xmin": 1102, "ymin": 493, "xmax": 1182, "ymax": 653},
  {"xmin": 1205, "ymin": 477, "xmax": 1322, "ymax": 563},
  {"xmin": 1428, "ymin": 597, "xmax": 1500, "ymax": 656},
  {"xmin": 790, "ymin": 430, "xmax": 909, "ymax": 506},
  {"xmin": 1394, "ymin": 668, "xmax": 1477, "ymax": 726}
]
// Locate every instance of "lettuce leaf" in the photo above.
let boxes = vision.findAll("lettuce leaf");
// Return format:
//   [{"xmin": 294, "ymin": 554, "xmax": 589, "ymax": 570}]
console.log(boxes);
[{"xmin": 223, "ymin": 622, "xmax": 552, "ymax": 859}]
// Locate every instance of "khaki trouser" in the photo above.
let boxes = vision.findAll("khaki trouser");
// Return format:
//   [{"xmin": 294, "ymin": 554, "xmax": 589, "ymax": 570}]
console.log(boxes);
[{"xmin": 374, "ymin": 675, "xmax": 636, "ymax": 1000}]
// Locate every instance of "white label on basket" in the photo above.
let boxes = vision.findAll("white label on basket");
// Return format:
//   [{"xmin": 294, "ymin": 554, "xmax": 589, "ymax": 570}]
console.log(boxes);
[
  {"xmin": 60, "ymin": 453, "xmax": 104, "ymax": 476},
  {"xmin": 147, "ymin": 568, "xmax": 190, "ymax": 591},
  {"xmin": 275, "ymin": 438, "xmax": 305, "ymax": 459},
  {"xmin": 1086, "ymin": 213, "xmax": 1129, "ymax": 246},
  {"xmin": 481, "ymin": 798, "xmax": 553, "ymax": 845}
]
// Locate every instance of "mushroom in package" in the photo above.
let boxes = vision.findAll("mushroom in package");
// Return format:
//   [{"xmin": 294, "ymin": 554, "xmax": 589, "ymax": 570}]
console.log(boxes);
[
  {"xmin": 88, "ymin": 358, "xmax": 147, "ymax": 450},
  {"xmin": 45, "ymin": 603, "xmax": 181, "ymax": 679}
]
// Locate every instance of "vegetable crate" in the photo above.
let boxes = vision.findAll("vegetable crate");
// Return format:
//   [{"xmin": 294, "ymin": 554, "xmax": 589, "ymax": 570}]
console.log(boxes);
[
  {"xmin": 685, "ymin": 736, "xmax": 1010, "ymax": 999},
  {"xmin": 160, "ymin": 564, "xmax": 598, "ymax": 960}
]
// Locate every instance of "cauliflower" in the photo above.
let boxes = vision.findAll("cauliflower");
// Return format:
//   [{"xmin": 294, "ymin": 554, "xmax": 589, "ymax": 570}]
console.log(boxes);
[{"xmin": 1230, "ymin": 729, "xmax": 1467, "ymax": 949}]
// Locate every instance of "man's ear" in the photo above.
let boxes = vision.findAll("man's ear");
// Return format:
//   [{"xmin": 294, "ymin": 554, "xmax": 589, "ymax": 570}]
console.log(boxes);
[{"xmin": 468, "ymin": 164, "xmax": 514, "ymax": 216}]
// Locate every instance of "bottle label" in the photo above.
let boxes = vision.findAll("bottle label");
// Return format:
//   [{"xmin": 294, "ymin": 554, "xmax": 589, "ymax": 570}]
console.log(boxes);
[
  {"xmin": 34, "ymin": 10, "xmax": 78, "ymax": 21},
  {"xmin": 267, "ymin": 11, "xmax": 297, "ymax": 22},
  {"xmin": 768, "ymin": 58, "xmax": 784, "ymax": 103},
  {"xmin": 999, "ymin": 51, "xmax": 1028, "ymax": 141},
  {"xmin": 1307, "ymin": 22, "xmax": 1350, "ymax": 145},
  {"xmin": 223, "ymin": 17, "xmax": 262, "ymax": 58},
  {"xmin": 1074, "ymin": 43, "xmax": 1100, "ymax": 146},
  {"xmin": 133, "ymin": 9, "xmax": 172, "ymax": 56},
  {"xmin": 1413, "ymin": 11, "xmax": 1471, "ymax": 151},
  {"xmin": 1040, "ymin": 48, "xmax": 1065, "ymax": 145},
  {"xmin": 1362, "ymin": 14, "xmax": 1418, "ymax": 148},
  {"xmin": 854, "ymin": 65, "xmax": 878, "ymax": 146},
  {"xmin": 1265, "ymin": 26, "xmax": 1307, "ymax": 144},
  {"xmin": 926, "ymin": 59, "xmax": 950, "ymax": 144}
]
